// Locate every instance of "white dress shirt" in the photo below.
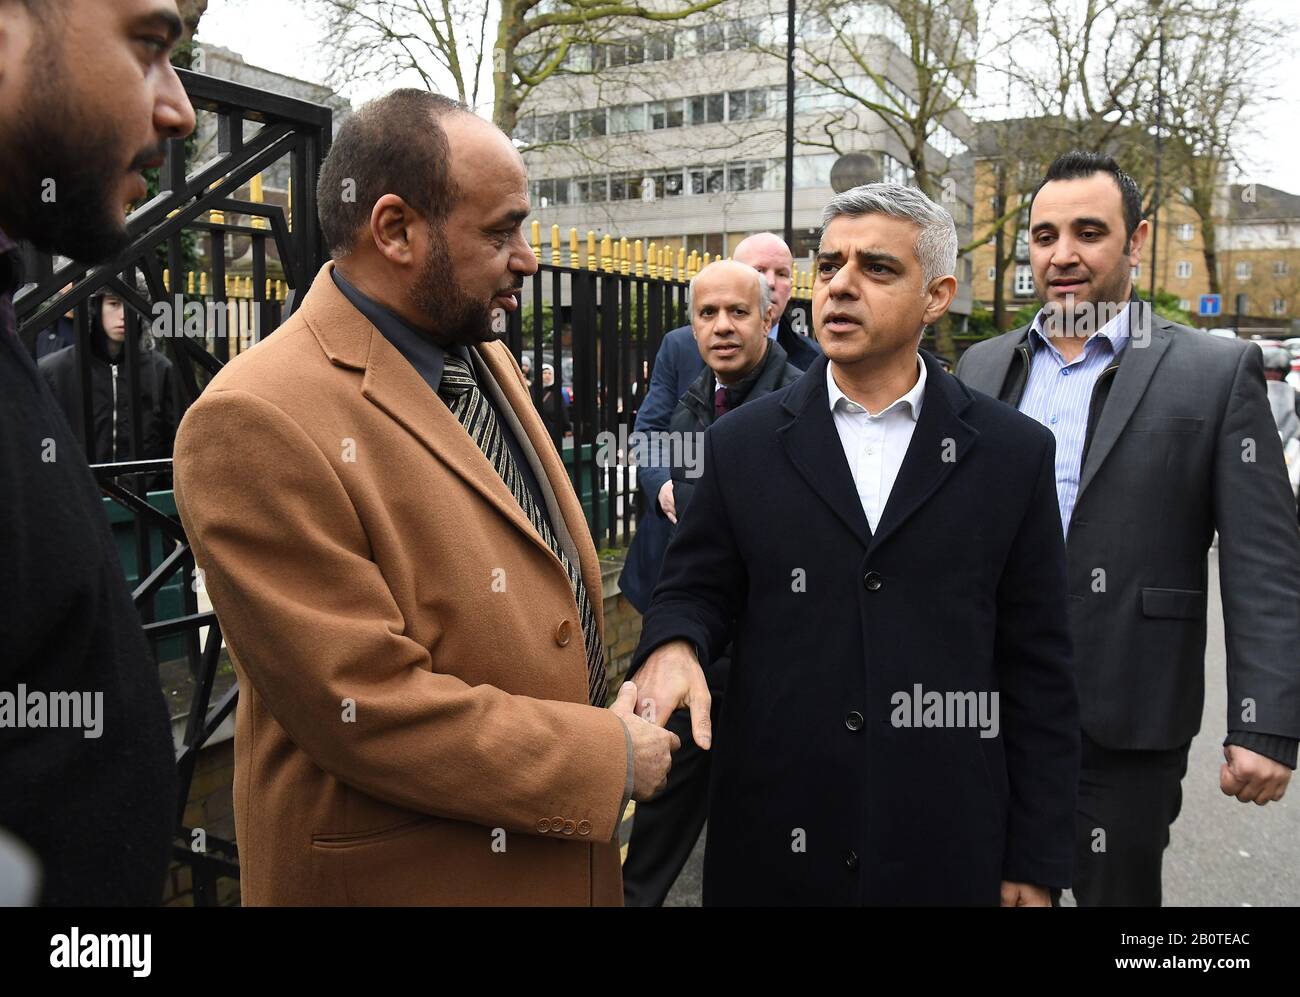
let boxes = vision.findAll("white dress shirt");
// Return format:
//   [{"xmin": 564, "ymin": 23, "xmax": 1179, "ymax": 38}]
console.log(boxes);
[{"xmin": 827, "ymin": 354, "xmax": 927, "ymax": 532}]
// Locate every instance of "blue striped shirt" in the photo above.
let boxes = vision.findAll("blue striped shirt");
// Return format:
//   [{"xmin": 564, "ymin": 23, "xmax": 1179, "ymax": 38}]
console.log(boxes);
[{"xmin": 1017, "ymin": 307, "xmax": 1131, "ymax": 534}]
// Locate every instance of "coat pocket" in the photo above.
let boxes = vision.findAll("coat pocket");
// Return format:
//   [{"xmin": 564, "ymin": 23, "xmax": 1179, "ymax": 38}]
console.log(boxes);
[
  {"xmin": 1130, "ymin": 416, "xmax": 1206, "ymax": 434},
  {"xmin": 310, "ymin": 815, "xmax": 438, "ymax": 849},
  {"xmin": 1140, "ymin": 587, "xmax": 1206, "ymax": 620}
]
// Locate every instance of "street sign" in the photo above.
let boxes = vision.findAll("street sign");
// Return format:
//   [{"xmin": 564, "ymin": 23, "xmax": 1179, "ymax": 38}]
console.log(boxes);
[{"xmin": 1198, "ymin": 294, "xmax": 1221, "ymax": 317}]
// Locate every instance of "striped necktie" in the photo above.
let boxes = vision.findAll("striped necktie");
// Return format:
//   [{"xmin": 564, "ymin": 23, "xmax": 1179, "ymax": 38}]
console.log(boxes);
[{"xmin": 438, "ymin": 352, "xmax": 608, "ymax": 707}]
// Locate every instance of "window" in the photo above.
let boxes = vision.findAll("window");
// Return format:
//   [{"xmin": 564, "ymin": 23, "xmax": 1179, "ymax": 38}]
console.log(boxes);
[
  {"xmin": 880, "ymin": 154, "xmax": 914, "ymax": 186},
  {"xmin": 689, "ymin": 93, "xmax": 725, "ymax": 125},
  {"xmin": 751, "ymin": 12, "xmax": 781, "ymax": 46},
  {"xmin": 1236, "ymin": 261, "xmax": 1252, "ymax": 279},
  {"xmin": 609, "ymin": 174, "xmax": 641, "ymax": 201},
  {"xmin": 732, "ymin": 16, "xmax": 767, "ymax": 48},
  {"xmin": 1176, "ymin": 261, "xmax": 1192, "ymax": 279},
  {"xmin": 572, "ymin": 109, "xmax": 606, "ymax": 138},
  {"xmin": 649, "ymin": 99, "xmax": 685, "ymax": 130},
  {"xmin": 881, "ymin": 78, "xmax": 919, "ymax": 115},
  {"xmin": 535, "ymin": 112, "xmax": 570, "ymax": 142},
  {"xmin": 928, "ymin": 121, "xmax": 968, "ymax": 159},
  {"xmin": 591, "ymin": 37, "xmax": 645, "ymax": 67},
  {"xmin": 689, "ymin": 166, "xmax": 725, "ymax": 195},
  {"xmin": 726, "ymin": 162, "xmax": 749, "ymax": 192},
  {"xmin": 646, "ymin": 32, "xmax": 674, "ymax": 62},
  {"xmin": 1275, "ymin": 260, "xmax": 1288, "ymax": 276},
  {"xmin": 763, "ymin": 159, "xmax": 785, "ymax": 191},
  {"xmin": 728, "ymin": 88, "xmax": 767, "ymax": 121},
  {"xmin": 793, "ymin": 153, "xmax": 834, "ymax": 188},
  {"xmin": 1273, "ymin": 298, "xmax": 1287, "ymax": 316},
  {"xmin": 767, "ymin": 85, "xmax": 787, "ymax": 120},
  {"xmin": 1014, "ymin": 265, "xmax": 1034, "ymax": 297},
  {"xmin": 987, "ymin": 267, "xmax": 996, "ymax": 280},
  {"xmin": 574, "ymin": 176, "xmax": 607, "ymax": 203},
  {"xmin": 698, "ymin": 23, "xmax": 727, "ymax": 53},
  {"xmin": 727, "ymin": 160, "xmax": 766, "ymax": 192},
  {"xmin": 675, "ymin": 27, "xmax": 698, "ymax": 58},
  {"xmin": 794, "ymin": 79, "xmax": 838, "ymax": 114},
  {"xmin": 641, "ymin": 173, "xmax": 682, "ymax": 201},
  {"xmin": 513, "ymin": 116, "xmax": 534, "ymax": 144},
  {"xmin": 565, "ymin": 43, "xmax": 605, "ymax": 72},
  {"xmin": 1179, "ymin": 299, "xmax": 1191, "ymax": 311},
  {"xmin": 608, "ymin": 104, "xmax": 646, "ymax": 135},
  {"xmin": 534, "ymin": 178, "xmax": 569, "ymax": 207},
  {"xmin": 1014, "ymin": 228, "xmax": 1028, "ymax": 260},
  {"xmin": 1177, "ymin": 223, "xmax": 1194, "ymax": 241}
]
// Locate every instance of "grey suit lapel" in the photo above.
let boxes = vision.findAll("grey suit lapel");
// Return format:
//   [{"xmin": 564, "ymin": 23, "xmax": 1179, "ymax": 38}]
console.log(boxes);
[
  {"xmin": 1076, "ymin": 312, "xmax": 1175, "ymax": 500},
  {"xmin": 964, "ymin": 325, "xmax": 1028, "ymax": 399}
]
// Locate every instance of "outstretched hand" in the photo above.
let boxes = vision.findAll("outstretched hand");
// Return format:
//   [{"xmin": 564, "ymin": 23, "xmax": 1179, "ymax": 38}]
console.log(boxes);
[{"xmin": 632, "ymin": 639, "xmax": 712, "ymax": 750}]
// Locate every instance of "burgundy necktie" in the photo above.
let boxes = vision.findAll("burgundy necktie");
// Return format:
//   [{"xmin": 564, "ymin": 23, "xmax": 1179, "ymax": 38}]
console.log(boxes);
[{"xmin": 714, "ymin": 385, "xmax": 728, "ymax": 418}]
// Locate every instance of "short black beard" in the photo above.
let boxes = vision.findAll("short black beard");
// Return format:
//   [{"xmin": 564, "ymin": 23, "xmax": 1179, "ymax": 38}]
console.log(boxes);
[
  {"xmin": 0, "ymin": 31, "xmax": 134, "ymax": 262},
  {"xmin": 410, "ymin": 228, "xmax": 501, "ymax": 347},
  {"xmin": 1038, "ymin": 245, "xmax": 1135, "ymax": 336}
]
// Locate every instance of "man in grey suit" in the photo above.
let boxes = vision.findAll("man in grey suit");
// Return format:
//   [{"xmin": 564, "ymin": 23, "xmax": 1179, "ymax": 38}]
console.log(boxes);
[{"xmin": 956, "ymin": 151, "xmax": 1300, "ymax": 906}]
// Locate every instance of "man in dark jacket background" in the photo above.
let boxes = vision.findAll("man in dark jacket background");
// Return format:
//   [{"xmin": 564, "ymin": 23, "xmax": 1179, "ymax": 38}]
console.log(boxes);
[
  {"xmin": 0, "ymin": 0, "xmax": 195, "ymax": 905},
  {"xmin": 622, "ymin": 259, "xmax": 803, "ymax": 906},
  {"xmin": 40, "ymin": 287, "xmax": 179, "ymax": 488},
  {"xmin": 537, "ymin": 361, "xmax": 571, "ymax": 445},
  {"xmin": 620, "ymin": 232, "xmax": 819, "ymax": 614}
]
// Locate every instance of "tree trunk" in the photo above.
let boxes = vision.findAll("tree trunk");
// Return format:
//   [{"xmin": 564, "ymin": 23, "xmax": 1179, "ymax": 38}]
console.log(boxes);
[{"xmin": 493, "ymin": 1, "xmax": 520, "ymax": 134}]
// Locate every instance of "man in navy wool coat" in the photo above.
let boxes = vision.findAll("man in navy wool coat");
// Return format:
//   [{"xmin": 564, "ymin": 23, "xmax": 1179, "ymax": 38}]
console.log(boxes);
[{"xmin": 628, "ymin": 183, "xmax": 1081, "ymax": 906}]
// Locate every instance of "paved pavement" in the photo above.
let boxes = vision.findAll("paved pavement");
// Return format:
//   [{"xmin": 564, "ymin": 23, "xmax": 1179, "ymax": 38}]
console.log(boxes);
[{"xmin": 621, "ymin": 546, "xmax": 1299, "ymax": 907}]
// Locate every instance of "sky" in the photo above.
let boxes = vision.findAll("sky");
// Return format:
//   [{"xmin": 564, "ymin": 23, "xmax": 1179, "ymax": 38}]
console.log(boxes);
[{"xmin": 196, "ymin": 0, "xmax": 1300, "ymax": 193}]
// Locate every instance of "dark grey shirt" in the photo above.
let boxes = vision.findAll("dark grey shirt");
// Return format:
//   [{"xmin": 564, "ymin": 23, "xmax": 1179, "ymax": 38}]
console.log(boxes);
[{"xmin": 331, "ymin": 269, "xmax": 553, "ymax": 527}]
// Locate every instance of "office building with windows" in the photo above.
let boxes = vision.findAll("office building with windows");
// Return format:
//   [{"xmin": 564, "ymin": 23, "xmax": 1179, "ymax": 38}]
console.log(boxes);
[{"xmin": 515, "ymin": 0, "xmax": 975, "ymax": 313}]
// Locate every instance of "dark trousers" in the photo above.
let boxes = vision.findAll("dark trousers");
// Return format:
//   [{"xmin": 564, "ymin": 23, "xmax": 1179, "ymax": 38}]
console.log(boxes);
[
  {"xmin": 621, "ymin": 705, "xmax": 714, "ymax": 907},
  {"xmin": 1064, "ymin": 731, "xmax": 1193, "ymax": 907}
]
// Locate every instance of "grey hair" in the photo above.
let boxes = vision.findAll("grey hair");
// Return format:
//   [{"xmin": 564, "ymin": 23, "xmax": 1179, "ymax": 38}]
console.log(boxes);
[
  {"xmin": 820, "ymin": 182, "xmax": 958, "ymax": 288},
  {"xmin": 687, "ymin": 261, "xmax": 773, "ymax": 319}
]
